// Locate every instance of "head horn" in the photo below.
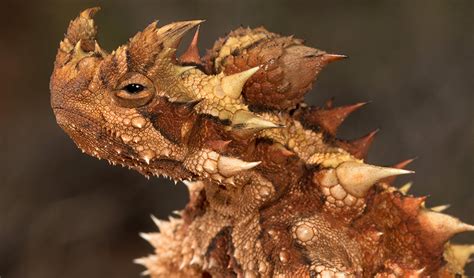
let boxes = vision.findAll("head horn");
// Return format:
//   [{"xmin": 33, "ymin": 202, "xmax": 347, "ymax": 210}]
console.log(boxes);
[{"xmin": 56, "ymin": 7, "xmax": 103, "ymax": 67}]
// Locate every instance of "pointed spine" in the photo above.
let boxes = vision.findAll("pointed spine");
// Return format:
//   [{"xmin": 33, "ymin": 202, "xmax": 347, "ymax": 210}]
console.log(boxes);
[
  {"xmin": 380, "ymin": 158, "xmax": 416, "ymax": 184},
  {"xmin": 335, "ymin": 161, "xmax": 414, "ymax": 197},
  {"xmin": 221, "ymin": 66, "xmax": 260, "ymax": 99},
  {"xmin": 418, "ymin": 210, "xmax": 474, "ymax": 248},
  {"xmin": 179, "ymin": 26, "xmax": 202, "ymax": 65},
  {"xmin": 217, "ymin": 156, "xmax": 261, "ymax": 177},
  {"xmin": 305, "ymin": 102, "xmax": 367, "ymax": 136},
  {"xmin": 156, "ymin": 20, "xmax": 204, "ymax": 50},
  {"xmin": 399, "ymin": 182, "xmax": 413, "ymax": 194},
  {"xmin": 337, "ymin": 129, "xmax": 379, "ymax": 159}
]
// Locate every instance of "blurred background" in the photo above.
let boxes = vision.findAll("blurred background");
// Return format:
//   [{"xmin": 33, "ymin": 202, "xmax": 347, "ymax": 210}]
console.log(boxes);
[{"xmin": 1, "ymin": 0, "xmax": 473, "ymax": 277}]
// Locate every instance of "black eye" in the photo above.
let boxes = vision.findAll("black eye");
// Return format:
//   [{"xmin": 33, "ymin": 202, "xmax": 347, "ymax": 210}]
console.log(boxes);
[{"xmin": 123, "ymin": 83, "xmax": 145, "ymax": 94}]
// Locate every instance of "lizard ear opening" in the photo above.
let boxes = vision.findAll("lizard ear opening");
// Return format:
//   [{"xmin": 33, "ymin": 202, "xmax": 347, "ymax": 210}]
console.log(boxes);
[{"xmin": 112, "ymin": 72, "xmax": 156, "ymax": 108}]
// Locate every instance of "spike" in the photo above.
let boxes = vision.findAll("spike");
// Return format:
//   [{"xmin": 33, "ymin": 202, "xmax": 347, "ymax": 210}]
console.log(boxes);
[
  {"xmin": 305, "ymin": 102, "xmax": 368, "ymax": 136},
  {"xmin": 418, "ymin": 210, "xmax": 474, "ymax": 246},
  {"xmin": 205, "ymin": 139, "xmax": 232, "ymax": 152},
  {"xmin": 398, "ymin": 196, "xmax": 427, "ymax": 216},
  {"xmin": 221, "ymin": 66, "xmax": 260, "ymax": 99},
  {"xmin": 94, "ymin": 41, "xmax": 106, "ymax": 56},
  {"xmin": 321, "ymin": 53, "xmax": 348, "ymax": 64},
  {"xmin": 174, "ymin": 65, "xmax": 196, "ymax": 75},
  {"xmin": 189, "ymin": 254, "xmax": 203, "ymax": 266},
  {"xmin": 399, "ymin": 182, "xmax": 413, "ymax": 194},
  {"xmin": 139, "ymin": 232, "xmax": 152, "ymax": 241},
  {"xmin": 324, "ymin": 97, "xmax": 335, "ymax": 109},
  {"xmin": 156, "ymin": 20, "xmax": 204, "ymax": 49},
  {"xmin": 179, "ymin": 25, "xmax": 202, "ymax": 64},
  {"xmin": 444, "ymin": 244, "xmax": 474, "ymax": 271},
  {"xmin": 337, "ymin": 129, "xmax": 379, "ymax": 159},
  {"xmin": 172, "ymin": 210, "xmax": 183, "ymax": 216},
  {"xmin": 140, "ymin": 270, "xmax": 151, "ymax": 276},
  {"xmin": 431, "ymin": 204, "xmax": 450, "ymax": 212},
  {"xmin": 232, "ymin": 110, "xmax": 280, "ymax": 130},
  {"xmin": 208, "ymin": 257, "xmax": 219, "ymax": 269},
  {"xmin": 133, "ymin": 257, "xmax": 147, "ymax": 266},
  {"xmin": 217, "ymin": 156, "xmax": 261, "ymax": 177},
  {"xmin": 150, "ymin": 215, "xmax": 167, "ymax": 231},
  {"xmin": 336, "ymin": 161, "xmax": 414, "ymax": 197},
  {"xmin": 380, "ymin": 158, "xmax": 416, "ymax": 184}
]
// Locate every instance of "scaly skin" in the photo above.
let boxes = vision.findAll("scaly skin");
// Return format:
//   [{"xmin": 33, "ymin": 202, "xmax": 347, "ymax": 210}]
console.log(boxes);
[{"xmin": 50, "ymin": 8, "xmax": 473, "ymax": 277}]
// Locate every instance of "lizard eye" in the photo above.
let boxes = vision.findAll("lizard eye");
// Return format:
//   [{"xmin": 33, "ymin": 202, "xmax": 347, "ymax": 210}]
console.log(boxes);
[
  {"xmin": 123, "ymin": 83, "xmax": 145, "ymax": 94},
  {"xmin": 113, "ymin": 73, "xmax": 156, "ymax": 108}
]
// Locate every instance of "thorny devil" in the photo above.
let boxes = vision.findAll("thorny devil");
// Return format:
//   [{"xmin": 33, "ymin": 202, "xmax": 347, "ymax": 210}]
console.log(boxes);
[{"xmin": 50, "ymin": 8, "xmax": 474, "ymax": 277}]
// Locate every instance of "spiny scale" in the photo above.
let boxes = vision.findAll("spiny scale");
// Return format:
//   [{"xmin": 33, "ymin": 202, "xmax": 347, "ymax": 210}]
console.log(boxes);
[{"xmin": 50, "ymin": 8, "xmax": 474, "ymax": 277}]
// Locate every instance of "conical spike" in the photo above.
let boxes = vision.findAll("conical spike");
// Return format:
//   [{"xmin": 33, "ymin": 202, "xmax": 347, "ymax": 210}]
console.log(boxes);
[
  {"xmin": 321, "ymin": 53, "xmax": 348, "ymax": 64},
  {"xmin": 221, "ymin": 66, "xmax": 260, "ymax": 99},
  {"xmin": 399, "ymin": 182, "xmax": 413, "ymax": 194},
  {"xmin": 399, "ymin": 196, "xmax": 427, "ymax": 216},
  {"xmin": 140, "ymin": 270, "xmax": 151, "ymax": 276},
  {"xmin": 156, "ymin": 20, "xmax": 204, "ymax": 49},
  {"xmin": 418, "ymin": 210, "xmax": 474, "ymax": 246},
  {"xmin": 150, "ymin": 215, "xmax": 167, "ymax": 231},
  {"xmin": 324, "ymin": 97, "xmax": 335, "ymax": 109},
  {"xmin": 381, "ymin": 158, "xmax": 416, "ymax": 184},
  {"xmin": 431, "ymin": 204, "xmax": 450, "ymax": 212},
  {"xmin": 205, "ymin": 139, "xmax": 232, "ymax": 152},
  {"xmin": 179, "ymin": 25, "xmax": 202, "ymax": 65},
  {"xmin": 305, "ymin": 102, "xmax": 368, "ymax": 136},
  {"xmin": 139, "ymin": 232, "xmax": 152, "ymax": 241},
  {"xmin": 337, "ymin": 129, "xmax": 379, "ymax": 159},
  {"xmin": 174, "ymin": 65, "xmax": 196, "ymax": 75},
  {"xmin": 189, "ymin": 254, "xmax": 203, "ymax": 266},
  {"xmin": 232, "ymin": 110, "xmax": 280, "ymax": 130},
  {"xmin": 217, "ymin": 156, "xmax": 261, "ymax": 177},
  {"xmin": 444, "ymin": 244, "xmax": 474, "ymax": 271},
  {"xmin": 336, "ymin": 161, "xmax": 414, "ymax": 197},
  {"xmin": 133, "ymin": 257, "xmax": 148, "ymax": 266}
]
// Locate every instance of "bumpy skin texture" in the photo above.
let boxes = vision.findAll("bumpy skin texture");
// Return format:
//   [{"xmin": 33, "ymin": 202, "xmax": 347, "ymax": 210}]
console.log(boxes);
[{"xmin": 50, "ymin": 8, "xmax": 474, "ymax": 277}]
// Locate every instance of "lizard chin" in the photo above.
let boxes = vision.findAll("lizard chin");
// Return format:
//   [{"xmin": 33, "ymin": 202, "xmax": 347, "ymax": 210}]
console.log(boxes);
[{"xmin": 53, "ymin": 107, "xmax": 108, "ymax": 156}]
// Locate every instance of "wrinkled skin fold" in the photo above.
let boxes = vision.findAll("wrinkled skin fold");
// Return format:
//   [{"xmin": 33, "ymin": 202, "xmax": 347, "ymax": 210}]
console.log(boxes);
[{"xmin": 50, "ymin": 8, "xmax": 473, "ymax": 277}]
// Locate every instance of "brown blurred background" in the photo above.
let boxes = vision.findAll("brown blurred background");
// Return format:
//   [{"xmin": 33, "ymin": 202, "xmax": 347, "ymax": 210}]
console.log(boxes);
[{"xmin": 1, "ymin": 0, "xmax": 473, "ymax": 277}]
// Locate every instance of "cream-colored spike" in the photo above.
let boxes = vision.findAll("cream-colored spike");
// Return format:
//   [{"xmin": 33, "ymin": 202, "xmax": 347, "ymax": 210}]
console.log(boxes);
[
  {"xmin": 217, "ymin": 156, "xmax": 261, "ymax": 177},
  {"xmin": 336, "ymin": 161, "xmax": 414, "ymax": 198},
  {"xmin": 156, "ymin": 20, "xmax": 204, "ymax": 49},
  {"xmin": 189, "ymin": 254, "xmax": 203, "ymax": 266},
  {"xmin": 174, "ymin": 65, "xmax": 196, "ymax": 75},
  {"xmin": 399, "ymin": 182, "xmax": 413, "ymax": 194},
  {"xmin": 139, "ymin": 232, "xmax": 152, "ymax": 241},
  {"xmin": 431, "ymin": 204, "xmax": 450, "ymax": 212},
  {"xmin": 419, "ymin": 210, "xmax": 474, "ymax": 237},
  {"xmin": 232, "ymin": 110, "xmax": 280, "ymax": 130},
  {"xmin": 221, "ymin": 66, "xmax": 260, "ymax": 99},
  {"xmin": 70, "ymin": 40, "xmax": 92, "ymax": 63},
  {"xmin": 444, "ymin": 243, "xmax": 474, "ymax": 273},
  {"xmin": 150, "ymin": 215, "xmax": 172, "ymax": 236}
]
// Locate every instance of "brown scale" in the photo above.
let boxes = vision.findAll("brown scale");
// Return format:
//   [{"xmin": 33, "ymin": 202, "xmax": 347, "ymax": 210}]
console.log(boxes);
[{"xmin": 139, "ymin": 96, "xmax": 199, "ymax": 145}]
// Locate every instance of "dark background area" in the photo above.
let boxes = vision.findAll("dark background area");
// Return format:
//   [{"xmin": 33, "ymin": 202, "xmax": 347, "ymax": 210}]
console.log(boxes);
[{"xmin": 1, "ymin": 0, "xmax": 473, "ymax": 277}]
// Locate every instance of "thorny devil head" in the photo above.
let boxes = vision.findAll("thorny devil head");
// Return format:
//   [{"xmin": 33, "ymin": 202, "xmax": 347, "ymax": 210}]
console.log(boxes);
[{"xmin": 50, "ymin": 8, "xmax": 474, "ymax": 277}]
